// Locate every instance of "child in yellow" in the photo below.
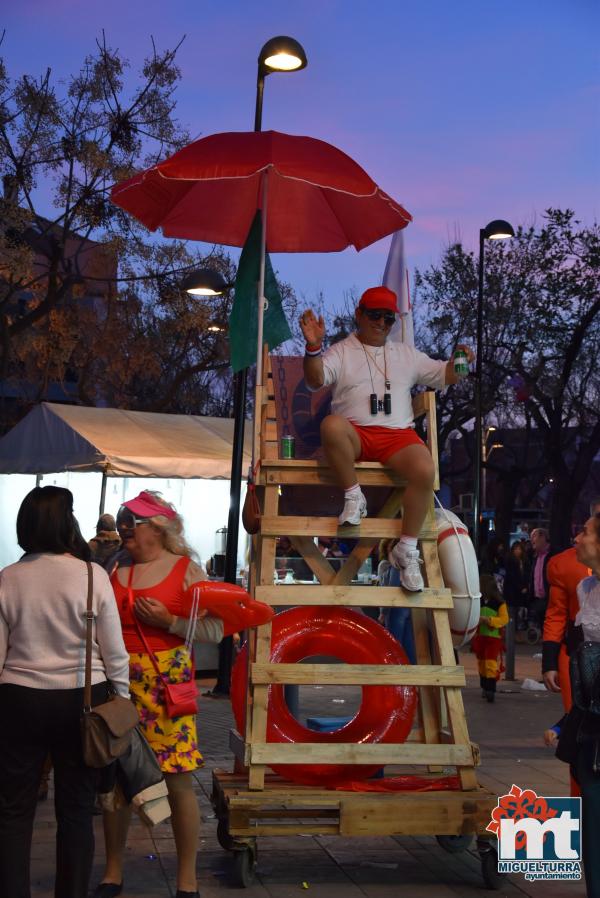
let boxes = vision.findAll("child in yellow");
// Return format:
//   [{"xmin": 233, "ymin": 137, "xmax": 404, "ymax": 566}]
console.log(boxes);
[{"xmin": 472, "ymin": 574, "xmax": 509, "ymax": 703}]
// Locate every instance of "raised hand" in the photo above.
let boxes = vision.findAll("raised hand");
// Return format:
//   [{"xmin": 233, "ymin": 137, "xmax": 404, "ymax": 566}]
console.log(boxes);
[{"xmin": 299, "ymin": 309, "xmax": 325, "ymax": 346}]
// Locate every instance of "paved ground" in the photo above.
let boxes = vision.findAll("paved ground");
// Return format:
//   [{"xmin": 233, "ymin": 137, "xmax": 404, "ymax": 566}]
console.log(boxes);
[{"xmin": 30, "ymin": 644, "xmax": 586, "ymax": 898}]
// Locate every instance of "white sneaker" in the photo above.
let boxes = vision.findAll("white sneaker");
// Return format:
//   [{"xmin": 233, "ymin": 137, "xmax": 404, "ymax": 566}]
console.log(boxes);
[
  {"xmin": 391, "ymin": 542, "xmax": 424, "ymax": 592},
  {"xmin": 338, "ymin": 490, "xmax": 367, "ymax": 525}
]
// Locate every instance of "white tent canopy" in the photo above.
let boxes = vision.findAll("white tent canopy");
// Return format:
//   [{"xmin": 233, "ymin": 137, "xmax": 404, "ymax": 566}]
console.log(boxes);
[{"xmin": 0, "ymin": 402, "xmax": 252, "ymax": 478}]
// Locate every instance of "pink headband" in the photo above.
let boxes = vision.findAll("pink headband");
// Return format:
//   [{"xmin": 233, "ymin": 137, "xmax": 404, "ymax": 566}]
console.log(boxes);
[{"xmin": 122, "ymin": 490, "xmax": 177, "ymax": 520}]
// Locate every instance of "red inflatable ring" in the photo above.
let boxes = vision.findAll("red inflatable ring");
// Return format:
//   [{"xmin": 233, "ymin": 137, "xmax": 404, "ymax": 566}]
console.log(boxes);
[{"xmin": 230, "ymin": 606, "xmax": 417, "ymax": 787}]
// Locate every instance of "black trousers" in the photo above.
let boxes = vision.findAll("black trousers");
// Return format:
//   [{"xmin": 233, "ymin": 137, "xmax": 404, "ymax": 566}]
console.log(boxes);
[
  {"xmin": 0, "ymin": 681, "xmax": 109, "ymax": 898},
  {"xmin": 480, "ymin": 675, "xmax": 497, "ymax": 693},
  {"xmin": 576, "ymin": 742, "xmax": 600, "ymax": 898}
]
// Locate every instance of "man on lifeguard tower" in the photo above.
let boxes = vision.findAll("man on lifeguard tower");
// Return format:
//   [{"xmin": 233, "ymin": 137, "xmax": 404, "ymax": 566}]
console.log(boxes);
[{"xmin": 300, "ymin": 286, "xmax": 472, "ymax": 593}]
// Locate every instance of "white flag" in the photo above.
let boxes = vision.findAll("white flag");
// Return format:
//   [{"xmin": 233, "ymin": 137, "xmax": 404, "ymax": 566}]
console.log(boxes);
[{"xmin": 383, "ymin": 230, "xmax": 414, "ymax": 346}]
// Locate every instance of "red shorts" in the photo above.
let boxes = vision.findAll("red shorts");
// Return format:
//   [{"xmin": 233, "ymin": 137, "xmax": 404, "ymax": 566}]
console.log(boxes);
[{"xmin": 350, "ymin": 423, "xmax": 425, "ymax": 463}]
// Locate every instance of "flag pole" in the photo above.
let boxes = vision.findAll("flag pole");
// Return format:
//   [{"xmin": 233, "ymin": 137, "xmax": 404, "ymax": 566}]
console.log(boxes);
[
  {"xmin": 383, "ymin": 230, "xmax": 414, "ymax": 347},
  {"xmin": 255, "ymin": 172, "xmax": 269, "ymax": 387}
]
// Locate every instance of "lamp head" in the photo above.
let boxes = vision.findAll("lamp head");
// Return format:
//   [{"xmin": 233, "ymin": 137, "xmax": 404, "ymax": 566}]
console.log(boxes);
[
  {"xmin": 182, "ymin": 268, "xmax": 230, "ymax": 296},
  {"xmin": 483, "ymin": 219, "xmax": 515, "ymax": 241},
  {"xmin": 258, "ymin": 36, "xmax": 307, "ymax": 74}
]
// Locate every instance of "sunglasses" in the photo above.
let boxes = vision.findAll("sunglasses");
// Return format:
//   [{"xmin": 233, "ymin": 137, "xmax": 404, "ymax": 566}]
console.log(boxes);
[
  {"xmin": 116, "ymin": 509, "xmax": 148, "ymax": 531},
  {"xmin": 361, "ymin": 308, "xmax": 396, "ymax": 325}
]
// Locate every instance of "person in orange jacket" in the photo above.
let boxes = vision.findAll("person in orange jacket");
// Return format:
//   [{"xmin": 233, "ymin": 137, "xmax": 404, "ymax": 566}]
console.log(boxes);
[
  {"xmin": 542, "ymin": 499, "xmax": 600, "ymax": 711},
  {"xmin": 542, "ymin": 548, "xmax": 590, "ymax": 711}
]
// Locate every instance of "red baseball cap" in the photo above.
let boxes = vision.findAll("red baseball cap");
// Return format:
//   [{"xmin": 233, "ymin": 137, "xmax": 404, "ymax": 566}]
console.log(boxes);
[
  {"xmin": 121, "ymin": 490, "xmax": 177, "ymax": 520},
  {"xmin": 358, "ymin": 286, "xmax": 398, "ymax": 313}
]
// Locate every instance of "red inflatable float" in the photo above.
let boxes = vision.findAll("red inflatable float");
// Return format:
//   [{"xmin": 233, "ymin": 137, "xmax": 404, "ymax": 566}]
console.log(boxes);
[
  {"xmin": 195, "ymin": 581, "xmax": 274, "ymax": 636},
  {"xmin": 231, "ymin": 606, "xmax": 417, "ymax": 787}
]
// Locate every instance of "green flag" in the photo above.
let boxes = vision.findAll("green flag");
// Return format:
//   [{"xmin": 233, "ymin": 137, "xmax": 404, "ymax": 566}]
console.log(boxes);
[{"xmin": 229, "ymin": 211, "xmax": 292, "ymax": 373}]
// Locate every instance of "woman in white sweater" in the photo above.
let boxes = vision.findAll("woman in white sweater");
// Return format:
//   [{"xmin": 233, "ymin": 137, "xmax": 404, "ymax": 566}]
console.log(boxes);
[{"xmin": 0, "ymin": 486, "xmax": 130, "ymax": 898}]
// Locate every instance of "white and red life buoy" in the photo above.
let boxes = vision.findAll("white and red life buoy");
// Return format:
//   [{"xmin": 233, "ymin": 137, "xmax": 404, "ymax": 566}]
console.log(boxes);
[{"xmin": 435, "ymin": 508, "xmax": 481, "ymax": 648}]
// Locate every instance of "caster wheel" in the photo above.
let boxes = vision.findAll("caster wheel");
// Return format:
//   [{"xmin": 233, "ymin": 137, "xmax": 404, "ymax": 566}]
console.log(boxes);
[
  {"xmin": 216, "ymin": 819, "xmax": 236, "ymax": 852},
  {"xmin": 480, "ymin": 844, "xmax": 504, "ymax": 890},
  {"xmin": 233, "ymin": 846, "xmax": 257, "ymax": 887},
  {"xmin": 436, "ymin": 834, "xmax": 474, "ymax": 853}
]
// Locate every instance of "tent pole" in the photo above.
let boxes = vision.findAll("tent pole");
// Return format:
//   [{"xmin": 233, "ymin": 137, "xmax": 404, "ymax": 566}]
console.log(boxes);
[{"xmin": 99, "ymin": 471, "xmax": 107, "ymax": 516}]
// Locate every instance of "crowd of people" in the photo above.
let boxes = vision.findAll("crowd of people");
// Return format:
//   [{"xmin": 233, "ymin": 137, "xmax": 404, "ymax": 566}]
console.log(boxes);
[{"xmin": 477, "ymin": 525, "xmax": 552, "ymax": 640}]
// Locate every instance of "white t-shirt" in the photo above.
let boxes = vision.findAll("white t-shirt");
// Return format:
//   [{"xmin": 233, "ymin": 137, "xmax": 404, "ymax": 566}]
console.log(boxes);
[
  {"xmin": 0, "ymin": 553, "xmax": 130, "ymax": 696},
  {"xmin": 576, "ymin": 575, "xmax": 600, "ymax": 642},
  {"xmin": 317, "ymin": 334, "xmax": 447, "ymax": 429}
]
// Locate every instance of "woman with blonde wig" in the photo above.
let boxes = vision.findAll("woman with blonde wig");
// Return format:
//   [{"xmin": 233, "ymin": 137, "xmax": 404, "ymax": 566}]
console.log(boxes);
[{"xmin": 94, "ymin": 491, "xmax": 220, "ymax": 898}]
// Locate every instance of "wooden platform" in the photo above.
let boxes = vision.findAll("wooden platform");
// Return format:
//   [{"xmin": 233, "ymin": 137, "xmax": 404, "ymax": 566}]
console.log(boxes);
[
  {"xmin": 212, "ymin": 769, "xmax": 497, "ymax": 838},
  {"xmin": 211, "ymin": 351, "xmax": 505, "ymax": 887}
]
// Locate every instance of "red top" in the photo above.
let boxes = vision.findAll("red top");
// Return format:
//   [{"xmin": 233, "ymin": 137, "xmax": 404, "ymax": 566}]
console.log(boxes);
[
  {"xmin": 111, "ymin": 556, "xmax": 195, "ymax": 654},
  {"xmin": 544, "ymin": 547, "xmax": 590, "ymax": 643}
]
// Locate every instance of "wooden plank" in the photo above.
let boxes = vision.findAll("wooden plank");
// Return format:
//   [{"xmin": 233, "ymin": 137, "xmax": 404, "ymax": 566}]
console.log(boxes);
[
  {"xmin": 261, "ymin": 516, "xmax": 437, "ymax": 539},
  {"xmin": 289, "ymin": 535, "xmax": 336, "ymax": 585},
  {"xmin": 258, "ymin": 486, "xmax": 279, "ymax": 585},
  {"xmin": 214, "ymin": 769, "xmax": 495, "ymax": 805},
  {"xmin": 423, "ymin": 541, "xmax": 478, "ymax": 789},
  {"xmin": 250, "ymin": 662, "xmax": 466, "ymax": 687},
  {"xmin": 265, "ymin": 420, "xmax": 278, "ymax": 442},
  {"xmin": 248, "ymin": 484, "xmax": 279, "ymax": 790},
  {"xmin": 248, "ymin": 686, "xmax": 269, "ymax": 790},
  {"xmin": 249, "ymin": 742, "xmax": 474, "ymax": 766},
  {"xmin": 263, "ymin": 467, "xmax": 407, "ymax": 487},
  {"xmin": 233, "ymin": 808, "xmax": 340, "ymax": 820},
  {"xmin": 338, "ymin": 792, "xmax": 495, "ymax": 836},
  {"xmin": 427, "ymin": 398, "xmax": 440, "ymax": 491},
  {"xmin": 261, "ymin": 459, "xmax": 387, "ymax": 472},
  {"xmin": 334, "ymin": 541, "xmax": 377, "ymax": 584},
  {"xmin": 230, "ymin": 823, "xmax": 340, "ymax": 836},
  {"xmin": 411, "ymin": 391, "xmax": 431, "ymax": 419},
  {"xmin": 411, "ymin": 607, "xmax": 441, "ymax": 750},
  {"xmin": 255, "ymin": 584, "xmax": 453, "ymax": 608}
]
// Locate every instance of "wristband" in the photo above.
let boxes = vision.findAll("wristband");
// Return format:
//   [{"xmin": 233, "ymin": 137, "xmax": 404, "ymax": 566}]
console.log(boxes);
[
  {"xmin": 305, "ymin": 346, "xmax": 322, "ymax": 357},
  {"xmin": 305, "ymin": 342, "xmax": 322, "ymax": 351}
]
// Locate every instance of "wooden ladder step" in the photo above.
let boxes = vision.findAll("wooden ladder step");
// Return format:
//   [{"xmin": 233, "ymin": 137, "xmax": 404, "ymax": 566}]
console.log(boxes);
[
  {"xmin": 249, "ymin": 742, "xmax": 475, "ymax": 767},
  {"xmin": 261, "ymin": 515, "xmax": 437, "ymax": 539},
  {"xmin": 255, "ymin": 585, "xmax": 453, "ymax": 608},
  {"xmin": 261, "ymin": 459, "xmax": 406, "ymax": 487},
  {"xmin": 251, "ymin": 662, "xmax": 466, "ymax": 687}
]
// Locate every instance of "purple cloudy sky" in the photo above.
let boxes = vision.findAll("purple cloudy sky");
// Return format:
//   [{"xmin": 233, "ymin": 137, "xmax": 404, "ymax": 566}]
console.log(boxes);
[{"xmin": 2, "ymin": 0, "xmax": 598, "ymax": 310}]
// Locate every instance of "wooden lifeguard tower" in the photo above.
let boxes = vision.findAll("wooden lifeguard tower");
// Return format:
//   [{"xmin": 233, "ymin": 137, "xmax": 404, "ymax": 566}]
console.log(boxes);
[{"xmin": 211, "ymin": 352, "xmax": 503, "ymax": 890}]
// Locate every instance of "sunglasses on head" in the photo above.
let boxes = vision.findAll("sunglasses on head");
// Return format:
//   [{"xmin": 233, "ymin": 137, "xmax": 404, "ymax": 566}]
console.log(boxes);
[
  {"xmin": 116, "ymin": 509, "xmax": 148, "ymax": 531},
  {"xmin": 361, "ymin": 308, "xmax": 396, "ymax": 325}
]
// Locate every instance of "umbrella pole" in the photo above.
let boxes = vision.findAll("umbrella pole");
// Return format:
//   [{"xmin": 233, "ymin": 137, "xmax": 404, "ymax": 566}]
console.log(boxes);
[{"xmin": 255, "ymin": 172, "xmax": 269, "ymax": 388}]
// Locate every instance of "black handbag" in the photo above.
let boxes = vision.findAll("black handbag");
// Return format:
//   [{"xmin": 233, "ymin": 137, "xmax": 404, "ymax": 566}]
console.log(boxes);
[
  {"xmin": 556, "ymin": 707, "xmax": 584, "ymax": 766},
  {"xmin": 80, "ymin": 561, "xmax": 138, "ymax": 768},
  {"xmin": 557, "ymin": 643, "xmax": 600, "ymax": 768}
]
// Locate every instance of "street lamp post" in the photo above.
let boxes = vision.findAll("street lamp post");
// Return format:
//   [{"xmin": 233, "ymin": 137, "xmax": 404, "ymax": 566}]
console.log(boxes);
[
  {"xmin": 225, "ymin": 35, "xmax": 307, "ymax": 587},
  {"xmin": 481, "ymin": 429, "xmax": 504, "ymax": 522},
  {"xmin": 473, "ymin": 219, "xmax": 514, "ymax": 559},
  {"xmin": 207, "ymin": 37, "xmax": 307, "ymax": 696}
]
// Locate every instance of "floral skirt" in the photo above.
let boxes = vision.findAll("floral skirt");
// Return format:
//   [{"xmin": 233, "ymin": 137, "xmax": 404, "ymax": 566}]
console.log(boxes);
[{"xmin": 128, "ymin": 646, "xmax": 203, "ymax": 774}]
